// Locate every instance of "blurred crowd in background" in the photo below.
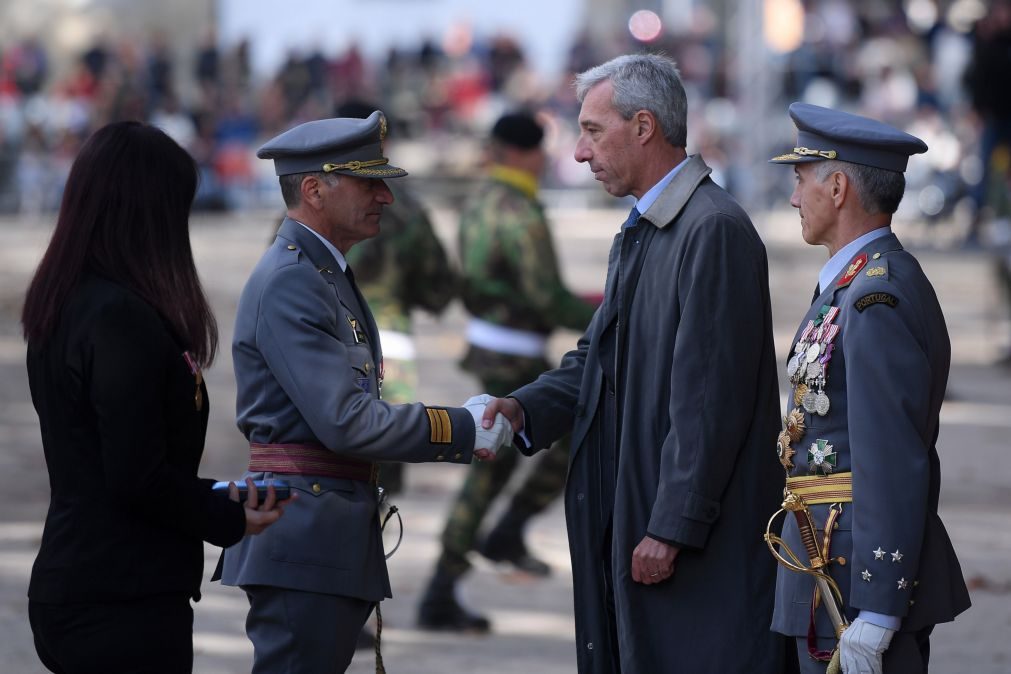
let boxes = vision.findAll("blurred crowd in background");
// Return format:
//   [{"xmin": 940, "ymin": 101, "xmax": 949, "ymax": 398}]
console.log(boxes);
[{"xmin": 0, "ymin": 0, "xmax": 1008, "ymax": 247}]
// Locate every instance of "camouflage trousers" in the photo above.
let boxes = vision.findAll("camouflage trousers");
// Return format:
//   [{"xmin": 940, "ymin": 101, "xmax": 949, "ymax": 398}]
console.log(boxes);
[{"xmin": 435, "ymin": 346, "xmax": 571, "ymax": 579}]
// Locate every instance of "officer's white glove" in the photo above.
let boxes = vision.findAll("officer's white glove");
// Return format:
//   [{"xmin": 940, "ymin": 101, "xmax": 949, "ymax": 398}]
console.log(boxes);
[
  {"xmin": 464, "ymin": 394, "xmax": 513, "ymax": 457},
  {"xmin": 838, "ymin": 618, "xmax": 895, "ymax": 674}
]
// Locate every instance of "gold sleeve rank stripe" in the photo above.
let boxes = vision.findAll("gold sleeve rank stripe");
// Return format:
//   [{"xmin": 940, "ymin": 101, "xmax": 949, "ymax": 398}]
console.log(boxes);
[
  {"xmin": 426, "ymin": 408, "xmax": 452, "ymax": 444},
  {"xmin": 854, "ymin": 292, "xmax": 899, "ymax": 312}
]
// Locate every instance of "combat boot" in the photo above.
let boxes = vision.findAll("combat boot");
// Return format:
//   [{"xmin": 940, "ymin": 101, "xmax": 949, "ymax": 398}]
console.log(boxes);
[
  {"xmin": 416, "ymin": 567, "xmax": 490, "ymax": 633},
  {"xmin": 477, "ymin": 507, "xmax": 551, "ymax": 577}
]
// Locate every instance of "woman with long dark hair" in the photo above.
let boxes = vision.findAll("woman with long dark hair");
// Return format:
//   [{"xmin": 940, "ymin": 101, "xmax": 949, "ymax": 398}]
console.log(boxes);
[{"xmin": 22, "ymin": 121, "xmax": 287, "ymax": 673}]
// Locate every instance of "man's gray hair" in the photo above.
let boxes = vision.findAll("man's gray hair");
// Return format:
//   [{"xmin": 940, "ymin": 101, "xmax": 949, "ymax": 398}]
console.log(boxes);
[
  {"xmin": 279, "ymin": 171, "xmax": 340, "ymax": 208},
  {"xmin": 814, "ymin": 160, "xmax": 906, "ymax": 215},
  {"xmin": 574, "ymin": 53, "xmax": 687, "ymax": 148}
]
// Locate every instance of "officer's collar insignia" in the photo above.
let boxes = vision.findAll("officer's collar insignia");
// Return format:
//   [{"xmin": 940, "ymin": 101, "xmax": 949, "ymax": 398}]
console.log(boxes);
[
  {"xmin": 835, "ymin": 252, "xmax": 867, "ymax": 289},
  {"xmin": 347, "ymin": 315, "xmax": 368, "ymax": 343}
]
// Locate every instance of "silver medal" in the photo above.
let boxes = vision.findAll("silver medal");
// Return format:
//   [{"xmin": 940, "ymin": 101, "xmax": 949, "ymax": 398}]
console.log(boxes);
[
  {"xmin": 787, "ymin": 354, "xmax": 800, "ymax": 378},
  {"xmin": 806, "ymin": 360, "xmax": 822, "ymax": 380},
  {"xmin": 802, "ymin": 390, "xmax": 818, "ymax": 413},
  {"xmin": 805, "ymin": 343, "xmax": 820, "ymax": 364},
  {"xmin": 814, "ymin": 391, "xmax": 831, "ymax": 416}
]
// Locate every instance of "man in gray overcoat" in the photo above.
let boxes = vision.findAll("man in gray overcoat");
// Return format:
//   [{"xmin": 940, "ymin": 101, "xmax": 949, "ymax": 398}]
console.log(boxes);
[
  {"xmin": 483, "ymin": 54, "xmax": 786, "ymax": 672},
  {"xmin": 216, "ymin": 112, "xmax": 512, "ymax": 672}
]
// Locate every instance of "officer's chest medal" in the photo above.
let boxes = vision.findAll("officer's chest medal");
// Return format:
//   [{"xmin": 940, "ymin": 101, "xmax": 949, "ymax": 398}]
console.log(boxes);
[{"xmin": 779, "ymin": 304, "xmax": 841, "ymax": 472}]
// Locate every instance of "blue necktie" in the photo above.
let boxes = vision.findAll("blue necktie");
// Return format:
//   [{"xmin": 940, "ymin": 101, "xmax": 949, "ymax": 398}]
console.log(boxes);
[{"xmin": 623, "ymin": 206, "xmax": 640, "ymax": 229}]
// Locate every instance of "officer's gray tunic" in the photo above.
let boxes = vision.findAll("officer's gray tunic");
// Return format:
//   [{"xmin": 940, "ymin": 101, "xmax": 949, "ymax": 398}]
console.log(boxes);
[{"xmin": 220, "ymin": 218, "xmax": 474, "ymax": 601}]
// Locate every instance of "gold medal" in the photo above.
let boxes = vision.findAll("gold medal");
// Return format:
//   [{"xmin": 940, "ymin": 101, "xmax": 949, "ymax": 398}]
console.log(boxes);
[
  {"xmin": 785, "ymin": 408, "xmax": 806, "ymax": 443},
  {"xmin": 777, "ymin": 432, "xmax": 795, "ymax": 470},
  {"xmin": 793, "ymin": 383, "xmax": 809, "ymax": 407}
]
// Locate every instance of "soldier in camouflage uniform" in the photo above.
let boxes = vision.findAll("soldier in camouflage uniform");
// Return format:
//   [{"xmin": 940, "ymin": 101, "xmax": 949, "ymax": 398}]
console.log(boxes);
[
  {"xmin": 345, "ymin": 181, "xmax": 456, "ymax": 492},
  {"xmin": 417, "ymin": 112, "xmax": 597, "ymax": 632},
  {"xmin": 339, "ymin": 101, "xmax": 457, "ymax": 495}
]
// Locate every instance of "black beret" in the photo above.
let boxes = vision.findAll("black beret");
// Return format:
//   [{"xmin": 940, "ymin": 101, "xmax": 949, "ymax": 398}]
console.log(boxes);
[{"xmin": 491, "ymin": 112, "xmax": 544, "ymax": 150}]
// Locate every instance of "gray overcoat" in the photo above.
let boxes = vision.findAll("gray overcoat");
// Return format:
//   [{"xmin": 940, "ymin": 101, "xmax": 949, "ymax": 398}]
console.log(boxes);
[
  {"xmin": 512, "ymin": 156, "xmax": 786, "ymax": 673},
  {"xmin": 219, "ymin": 218, "xmax": 474, "ymax": 602}
]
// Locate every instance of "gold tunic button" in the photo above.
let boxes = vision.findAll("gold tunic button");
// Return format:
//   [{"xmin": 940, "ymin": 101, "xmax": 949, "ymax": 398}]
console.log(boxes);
[
  {"xmin": 311, "ymin": 482, "xmax": 322, "ymax": 494},
  {"xmin": 287, "ymin": 245, "xmax": 297, "ymax": 250},
  {"xmin": 364, "ymin": 363, "xmax": 371, "ymax": 373},
  {"xmin": 454, "ymin": 453, "xmax": 462, "ymax": 460},
  {"xmin": 436, "ymin": 455, "xmax": 445, "ymax": 461}
]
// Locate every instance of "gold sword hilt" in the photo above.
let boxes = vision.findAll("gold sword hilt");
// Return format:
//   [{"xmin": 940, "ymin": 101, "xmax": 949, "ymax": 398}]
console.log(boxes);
[{"xmin": 771, "ymin": 492, "xmax": 850, "ymax": 637}]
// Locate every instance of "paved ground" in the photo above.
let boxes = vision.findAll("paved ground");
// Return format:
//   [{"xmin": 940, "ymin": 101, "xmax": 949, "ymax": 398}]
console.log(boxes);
[{"xmin": 0, "ymin": 205, "xmax": 1008, "ymax": 673}]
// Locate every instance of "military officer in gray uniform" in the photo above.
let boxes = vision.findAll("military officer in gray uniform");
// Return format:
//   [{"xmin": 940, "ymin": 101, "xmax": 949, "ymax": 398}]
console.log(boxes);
[
  {"xmin": 767, "ymin": 103, "xmax": 971, "ymax": 673},
  {"xmin": 217, "ymin": 112, "xmax": 512, "ymax": 673}
]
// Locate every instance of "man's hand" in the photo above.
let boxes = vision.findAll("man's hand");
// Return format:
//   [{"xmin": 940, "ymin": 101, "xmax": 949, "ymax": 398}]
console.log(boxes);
[
  {"xmin": 838, "ymin": 617, "xmax": 895, "ymax": 674},
  {"xmin": 631, "ymin": 536, "xmax": 679, "ymax": 585},
  {"xmin": 481, "ymin": 396, "xmax": 525, "ymax": 434},
  {"xmin": 464, "ymin": 394, "xmax": 513, "ymax": 460}
]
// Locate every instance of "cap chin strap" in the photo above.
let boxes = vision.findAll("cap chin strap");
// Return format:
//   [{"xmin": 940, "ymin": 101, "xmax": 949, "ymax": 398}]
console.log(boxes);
[{"xmin": 323, "ymin": 158, "xmax": 390, "ymax": 172}]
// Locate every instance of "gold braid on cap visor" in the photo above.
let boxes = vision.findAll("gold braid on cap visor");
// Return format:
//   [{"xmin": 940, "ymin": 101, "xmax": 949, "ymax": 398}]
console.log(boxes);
[
  {"xmin": 793, "ymin": 147, "xmax": 838, "ymax": 159},
  {"xmin": 322, "ymin": 158, "xmax": 391, "ymax": 172}
]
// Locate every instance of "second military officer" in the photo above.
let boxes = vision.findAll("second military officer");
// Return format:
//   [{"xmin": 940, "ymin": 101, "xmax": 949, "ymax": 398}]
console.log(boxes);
[{"xmin": 768, "ymin": 103, "xmax": 971, "ymax": 674}]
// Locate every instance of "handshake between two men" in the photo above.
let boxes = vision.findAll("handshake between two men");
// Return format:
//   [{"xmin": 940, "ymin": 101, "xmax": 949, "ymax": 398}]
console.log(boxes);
[{"xmin": 463, "ymin": 394, "xmax": 525, "ymax": 461}]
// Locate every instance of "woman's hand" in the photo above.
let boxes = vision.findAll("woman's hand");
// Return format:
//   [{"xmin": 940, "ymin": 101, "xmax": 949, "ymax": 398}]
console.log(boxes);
[{"xmin": 228, "ymin": 477, "xmax": 296, "ymax": 536}]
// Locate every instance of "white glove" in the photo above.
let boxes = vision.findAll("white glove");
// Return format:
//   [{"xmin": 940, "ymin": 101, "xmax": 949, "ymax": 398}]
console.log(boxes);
[
  {"xmin": 838, "ymin": 618, "xmax": 895, "ymax": 674},
  {"xmin": 464, "ymin": 394, "xmax": 513, "ymax": 457}
]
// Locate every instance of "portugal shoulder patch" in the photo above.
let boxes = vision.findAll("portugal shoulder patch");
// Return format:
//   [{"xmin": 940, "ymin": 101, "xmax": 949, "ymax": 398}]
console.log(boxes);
[
  {"xmin": 426, "ymin": 407, "xmax": 453, "ymax": 444},
  {"xmin": 854, "ymin": 292, "xmax": 899, "ymax": 312}
]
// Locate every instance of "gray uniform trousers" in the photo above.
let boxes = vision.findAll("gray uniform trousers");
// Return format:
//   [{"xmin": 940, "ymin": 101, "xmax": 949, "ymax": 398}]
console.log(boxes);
[
  {"xmin": 245, "ymin": 586, "xmax": 373, "ymax": 673},
  {"xmin": 794, "ymin": 630, "xmax": 931, "ymax": 674}
]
